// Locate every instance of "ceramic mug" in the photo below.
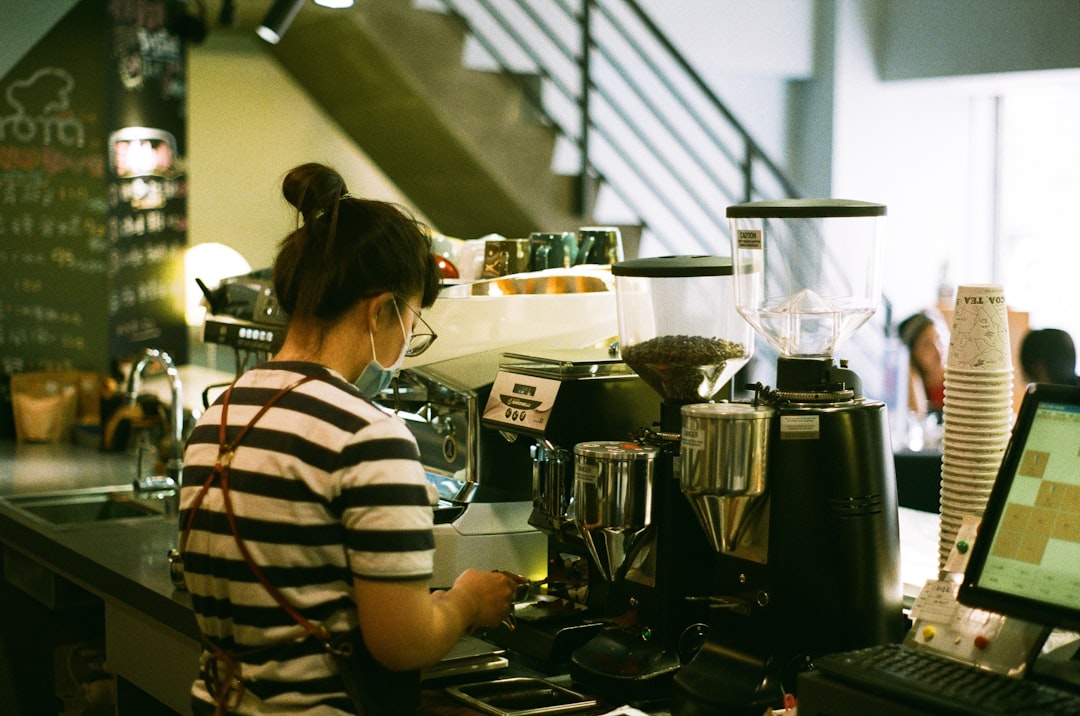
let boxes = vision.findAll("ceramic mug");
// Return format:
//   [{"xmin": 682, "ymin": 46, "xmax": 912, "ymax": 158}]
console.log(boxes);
[
  {"xmin": 482, "ymin": 238, "xmax": 532, "ymax": 278},
  {"xmin": 576, "ymin": 226, "xmax": 624, "ymax": 265},
  {"xmin": 529, "ymin": 231, "xmax": 578, "ymax": 270}
]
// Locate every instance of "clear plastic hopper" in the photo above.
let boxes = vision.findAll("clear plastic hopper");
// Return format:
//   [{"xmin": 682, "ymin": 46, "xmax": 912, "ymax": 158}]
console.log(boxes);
[
  {"xmin": 727, "ymin": 199, "xmax": 886, "ymax": 359},
  {"xmin": 612, "ymin": 256, "xmax": 753, "ymax": 403}
]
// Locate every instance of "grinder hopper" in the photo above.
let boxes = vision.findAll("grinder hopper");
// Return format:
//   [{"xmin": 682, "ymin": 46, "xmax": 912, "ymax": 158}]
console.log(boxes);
[{"xmin": 612, "ymin": 257, "xmax": 752, "ymax": 404}]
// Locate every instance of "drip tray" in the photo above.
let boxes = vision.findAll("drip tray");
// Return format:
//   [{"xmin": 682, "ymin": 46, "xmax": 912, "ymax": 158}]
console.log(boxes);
[{"xmin": 447, "ymin": 677, "xmax": 598, "ymax": 715}]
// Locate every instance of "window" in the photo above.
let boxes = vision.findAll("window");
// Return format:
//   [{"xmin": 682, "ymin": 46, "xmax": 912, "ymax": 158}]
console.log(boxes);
[{"xmin": 999, "ymin": 82, "xmax": 1080, "ymax": 375}]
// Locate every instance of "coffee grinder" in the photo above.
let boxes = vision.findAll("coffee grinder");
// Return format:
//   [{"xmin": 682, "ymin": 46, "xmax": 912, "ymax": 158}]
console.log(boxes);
[
  {"xmin": 671, "ymin": 200, "xmax": 907, "ymax": 714},
  {"xmin": 473, "ymin": 345, "xmax": 659, "ymax": 669},
  {"xmin": 565, "ymin": 256, "xmax": 754, "ymax": 702}
]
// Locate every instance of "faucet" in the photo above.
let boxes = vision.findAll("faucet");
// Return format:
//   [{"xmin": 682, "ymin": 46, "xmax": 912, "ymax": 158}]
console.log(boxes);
[{"xmin": 126, "ymin": 347, "xmax": 184, "ymax": 491}]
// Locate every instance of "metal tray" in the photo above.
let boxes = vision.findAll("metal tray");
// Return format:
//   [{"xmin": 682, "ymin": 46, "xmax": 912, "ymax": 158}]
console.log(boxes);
[
  {"xmin": 421, "ymin": 635, "xmax": 508, "ymax": 682},
  {"xmin": 446, "ymin": 677, "xmax": 598, "ymax": 716},
  {"xmin": 513, "ymin": 596, "xmax": 588, "ymax": 623}
]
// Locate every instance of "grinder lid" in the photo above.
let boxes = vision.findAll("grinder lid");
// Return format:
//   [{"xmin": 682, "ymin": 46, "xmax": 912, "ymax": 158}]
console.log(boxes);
[
  {"xmin": 726, "ymin": 198, "xmax": 886, "ymax": 218},
  {"xmin": 611, "ymin": 255, "xmax": 733, "ymax": 278}
]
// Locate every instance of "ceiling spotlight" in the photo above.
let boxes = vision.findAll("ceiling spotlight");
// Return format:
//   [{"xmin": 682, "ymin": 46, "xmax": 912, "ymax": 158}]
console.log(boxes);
[
  {"xmin": 256, "ymin": 0, "xmax": 306, "ymax": 44},
  {"xmin": 314, "ymin": 0, "xmax": 354, "ymax": 7}
]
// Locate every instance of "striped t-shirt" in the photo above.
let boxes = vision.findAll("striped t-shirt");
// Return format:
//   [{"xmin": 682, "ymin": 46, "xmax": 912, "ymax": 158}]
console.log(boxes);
[{"xmin": 179, "ymin": 361, "xmax": 437, "ymax": 714}]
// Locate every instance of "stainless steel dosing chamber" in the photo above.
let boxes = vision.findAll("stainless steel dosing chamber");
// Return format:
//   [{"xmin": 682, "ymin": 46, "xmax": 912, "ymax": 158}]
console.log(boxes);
[
  {"xmin": 572, "ymin": 440, "xmax": 659, "ymax": 582},
  {"xmin": 679, "ymin": 402, "xmax": 774, "ymax": 553}
]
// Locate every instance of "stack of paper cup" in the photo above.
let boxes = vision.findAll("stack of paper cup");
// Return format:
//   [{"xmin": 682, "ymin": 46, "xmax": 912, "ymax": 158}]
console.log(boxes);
[{"xmin": 938, "ymin": 284, "xmax": 1014, "ymax": 570}]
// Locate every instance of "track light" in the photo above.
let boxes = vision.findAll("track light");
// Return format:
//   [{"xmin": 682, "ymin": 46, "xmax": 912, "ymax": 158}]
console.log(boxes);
[{"xmin": 256, "ymin": 0, "xmax": 306, "ymax": 44}]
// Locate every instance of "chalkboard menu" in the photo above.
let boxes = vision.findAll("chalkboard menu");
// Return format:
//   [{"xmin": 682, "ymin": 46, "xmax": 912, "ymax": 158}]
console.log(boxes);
[{"xmin": 0, "ymin": 0, "xmax": 188, "ymax": 375}]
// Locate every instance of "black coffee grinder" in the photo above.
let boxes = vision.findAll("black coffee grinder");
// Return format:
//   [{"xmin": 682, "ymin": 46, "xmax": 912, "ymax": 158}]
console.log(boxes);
[
  {"xmin": 671, "ymin": 200, "xmax": 908, "ymax": 714},
  {"xmin": 566, "ymin": 257, "xmax": 755, "ymax": 704}
]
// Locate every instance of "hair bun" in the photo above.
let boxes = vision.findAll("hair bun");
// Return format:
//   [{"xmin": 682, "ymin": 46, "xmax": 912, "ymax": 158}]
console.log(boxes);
[{"xmin": 282, "ymin": 163, "xmax": 349, "ymax": 220}]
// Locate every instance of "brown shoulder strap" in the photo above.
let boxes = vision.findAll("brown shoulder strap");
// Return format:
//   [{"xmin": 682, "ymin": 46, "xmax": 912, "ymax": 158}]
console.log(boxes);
[{"xmin": 180, "ymin": 374, "xmax": 335, "ymax": 645}]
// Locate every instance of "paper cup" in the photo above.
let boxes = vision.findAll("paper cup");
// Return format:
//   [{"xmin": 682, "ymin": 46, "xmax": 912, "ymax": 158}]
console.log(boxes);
[
  {"xmin": 941, "ymin": 475, "xmax": 999, "ymax": 491},
  {"xmin": 941, "ymin": 453, "xmax": 1004, "ymax": 469},
  {"xmin": 941, "ymin": 440, "xmax": 1007, "ymax": 457},
  {"xmin": 946, "ymin": 285, "xmax": 1012, "ymax": 372},
  {"xmin": 941, "ymin": 455, "xmax": 1002, "ymax": 468},
  {"xmin": 942, "ymin": 405, "xmax": 1013, "ymax": 422},
  {"xmin": 942, "ymin": 421, "xmax": 1013, "ymax": 438},
  {"xmin": 941, "ymin": 481, "xmax": 995, "ymax": 496},
  {"xmin": 943, "ymin": 366, "xmax": 1014, "ymax": 378},
  {"xmin": 942, "ymin": 396, "xmax": 1013, "ymax": 411},
  {"xmin": 940, "ymin": 466, "xmax": 1002, "ymax": 482},
  {"xmin": 944, "ymin": 370, "xmax": 1014, "ymax": 383},
  {"xmin": 941, "ymin": 482, "xmax": 995, "ymax": 499}
]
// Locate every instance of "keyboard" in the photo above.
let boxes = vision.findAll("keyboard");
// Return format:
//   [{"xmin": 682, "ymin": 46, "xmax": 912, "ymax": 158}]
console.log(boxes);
[{"xmin": 811, "ymin": 643, "xmax": 1080, "ymax": 716}]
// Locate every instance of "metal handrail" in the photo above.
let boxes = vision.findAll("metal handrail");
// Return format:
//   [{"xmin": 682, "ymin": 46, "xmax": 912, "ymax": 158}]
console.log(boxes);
[{"xmin": 435, "ymin": 0, "xmax": 801, "ymax": 255}]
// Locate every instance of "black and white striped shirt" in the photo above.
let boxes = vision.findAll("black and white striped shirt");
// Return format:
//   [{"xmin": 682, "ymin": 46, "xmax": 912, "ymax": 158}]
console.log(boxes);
[{"xmin": 180, "ymin": 361, "xmax": 436, "ymax": 714}]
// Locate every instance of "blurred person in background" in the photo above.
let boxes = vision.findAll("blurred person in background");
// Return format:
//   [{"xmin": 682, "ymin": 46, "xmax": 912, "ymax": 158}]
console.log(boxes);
[
  {"xmin": 898, "ymin": 310, "xmax": 949, "ymax": 421},
  {"xmin": 1020, "ymin": 327, "xmax": 1079, "ymax": 386}
]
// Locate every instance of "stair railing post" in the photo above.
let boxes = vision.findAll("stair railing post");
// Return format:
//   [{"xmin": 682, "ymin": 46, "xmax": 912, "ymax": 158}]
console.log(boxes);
[
  {"xmin": 742, "ymin": 141, "xmax": 754, "ymax": 203},
  {"xmin": 577, "ymin": 0, "xmax": 594, "ymax": 217}
]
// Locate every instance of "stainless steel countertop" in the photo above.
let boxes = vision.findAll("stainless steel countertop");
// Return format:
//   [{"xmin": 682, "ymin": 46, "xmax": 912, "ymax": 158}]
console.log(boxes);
[
  {"xmin": 0, "ymin": 440, "xmax": 143, "ymax": 494},
  {"xmin": 0, "ymin": 440, "xmax": 196, "ymax": 638}
]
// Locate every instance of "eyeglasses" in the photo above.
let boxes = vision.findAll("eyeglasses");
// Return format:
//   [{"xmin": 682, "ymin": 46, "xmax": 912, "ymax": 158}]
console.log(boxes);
[{"xmin": 399, "ymin": 300, "xmax": 438, "ymax": 357}]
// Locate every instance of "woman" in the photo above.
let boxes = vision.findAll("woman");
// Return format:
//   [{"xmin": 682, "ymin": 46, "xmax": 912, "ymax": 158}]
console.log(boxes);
[
  {"xmin": 179, "ymin": 163, "xmax": 520, "ymax": 715},
  {"xmin": 898, "ymin": 310, "xmax": 948, "ymax": 420}
]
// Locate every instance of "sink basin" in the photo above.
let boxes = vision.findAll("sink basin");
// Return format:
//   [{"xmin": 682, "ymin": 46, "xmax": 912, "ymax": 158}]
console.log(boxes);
[{"xmin": 3, "ymin": 485, "xmax": 169, "ymax": 525}]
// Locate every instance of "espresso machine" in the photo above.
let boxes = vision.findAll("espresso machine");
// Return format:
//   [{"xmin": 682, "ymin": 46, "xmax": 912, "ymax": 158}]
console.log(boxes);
[
  {"xmin": 376, "ymin": 347, "xmax": 552, "ymax": 590},
  {"xmin": 547, "ymin": 256, "xmax": 755, "ymax": 703},
  {"xmin": 671, "ymin": 200, "xmax": 907, "ymax": 714}
]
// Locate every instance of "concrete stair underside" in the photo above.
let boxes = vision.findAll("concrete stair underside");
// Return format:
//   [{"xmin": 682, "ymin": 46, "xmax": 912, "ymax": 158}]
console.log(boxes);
[{"xmin": 260, "ymin": 0, "xmax": 596, "ymax": 239}]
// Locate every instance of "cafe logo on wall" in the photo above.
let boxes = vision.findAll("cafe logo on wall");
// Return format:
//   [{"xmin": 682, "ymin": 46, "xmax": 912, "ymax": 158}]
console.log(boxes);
[{"xmin": 0, "ymin": 67, "xmax": 87, "ymax": 149}]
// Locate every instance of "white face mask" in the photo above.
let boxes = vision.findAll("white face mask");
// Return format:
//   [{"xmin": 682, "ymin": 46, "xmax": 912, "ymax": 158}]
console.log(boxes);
[{"xmin": 355, "ymin": 300, "xmax": 410, "ymax": 398}]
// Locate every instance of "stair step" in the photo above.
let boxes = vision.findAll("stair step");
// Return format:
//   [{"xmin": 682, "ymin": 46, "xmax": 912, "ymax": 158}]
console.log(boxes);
[{"xmin": 266, "ymin": 0, "xmax": 599, "ymax": 238}]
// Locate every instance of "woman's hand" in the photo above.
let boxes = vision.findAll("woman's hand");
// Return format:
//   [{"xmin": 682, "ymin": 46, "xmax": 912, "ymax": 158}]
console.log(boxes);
[
  {"xmin": 354, "ymin": 569, "xmax": 526, "ymax": 670},
  {"xmin": 451, "ymin": 568, "xmax": 526, "ymax": 630}
]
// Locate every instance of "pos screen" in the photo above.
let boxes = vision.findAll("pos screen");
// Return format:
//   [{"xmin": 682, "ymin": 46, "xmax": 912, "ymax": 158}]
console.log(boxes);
[{"xmin": 959, "ymin": 383, "xmax": 1080, "ymax": 632}]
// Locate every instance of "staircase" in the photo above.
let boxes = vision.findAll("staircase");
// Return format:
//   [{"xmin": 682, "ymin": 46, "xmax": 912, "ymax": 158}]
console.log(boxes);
[
  {"xmin": 225, "ymin": 0, "xmax": 806, "ymax": 260},
  {"xmin": 248, "ymin": 0, "xmax": 592, "ymax": 240}
]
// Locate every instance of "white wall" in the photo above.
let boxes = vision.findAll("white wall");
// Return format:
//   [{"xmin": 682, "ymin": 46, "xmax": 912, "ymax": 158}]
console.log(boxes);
[
  {"xmin": 830, "ymin": 1, "xmax": 980, "ymax": 320},
  {"xmin": 187, "ymin": 32, "xmax": 426, "ymax": 272},
  {"xmin": 640, "ymin": 0, "xmax": 812, "ymax": 164}
]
